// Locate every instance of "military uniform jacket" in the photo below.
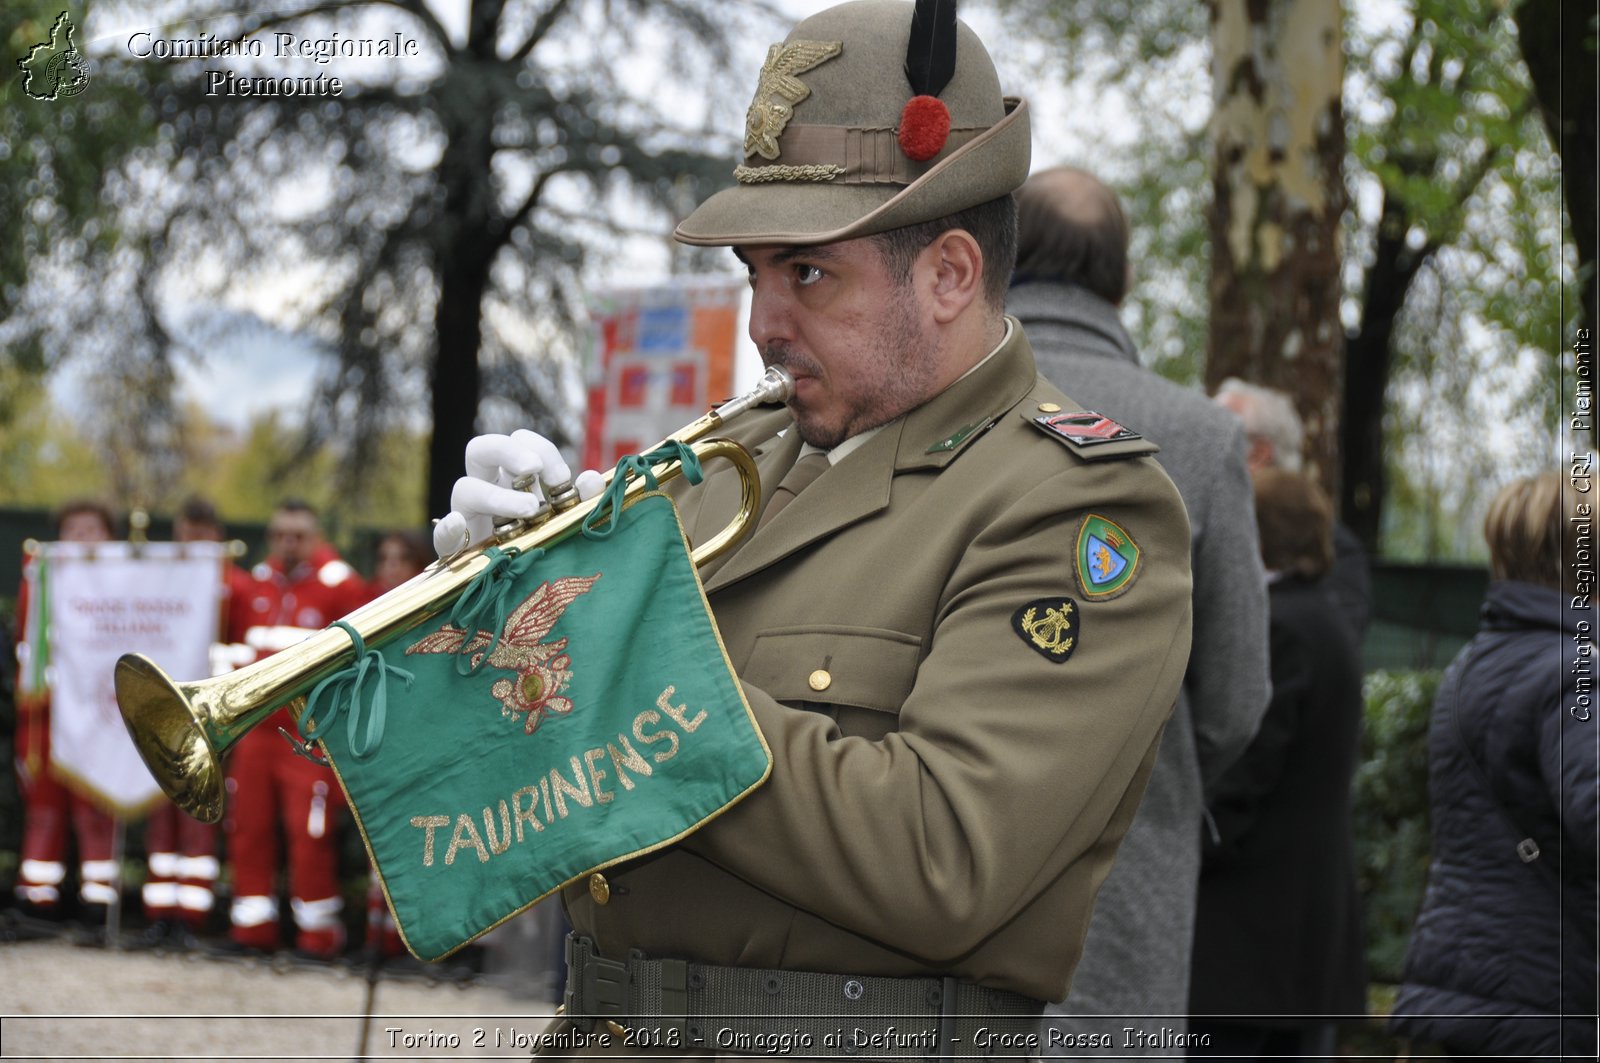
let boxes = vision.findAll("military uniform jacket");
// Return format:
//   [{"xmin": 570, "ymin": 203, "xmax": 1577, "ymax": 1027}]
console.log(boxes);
[{"xmin": 560, "ymin": 321, "xmax": 1194, "ymax": 1004}]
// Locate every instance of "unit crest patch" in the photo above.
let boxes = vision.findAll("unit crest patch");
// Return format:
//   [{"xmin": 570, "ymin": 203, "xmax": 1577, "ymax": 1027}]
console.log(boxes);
[
  {"xmin": 1012, "ymin": 597, "xmax": 1079, "ymax": 663},
  {"xmin": 1075, "ymin": 515, "xmax": 1141, "ymax": 600}
]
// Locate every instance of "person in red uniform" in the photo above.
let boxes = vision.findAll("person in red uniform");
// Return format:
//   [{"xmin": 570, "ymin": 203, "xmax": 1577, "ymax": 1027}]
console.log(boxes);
[
  {"xmin": 13, "ymin": 501, "xmax": 120, "ymax": 920},
  {"xmin": 138, "ymin": 496, "xmax": 252, "ymax": 948},
  {"xmin": 223, "ymin": 499, "xmax": 369, "ymax": 958}
]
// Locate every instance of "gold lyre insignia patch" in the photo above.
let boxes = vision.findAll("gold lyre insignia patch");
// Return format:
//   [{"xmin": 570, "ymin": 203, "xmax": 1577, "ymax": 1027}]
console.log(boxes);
[{"xmin": 1012, "ymin": 597, "xmax": 1079, "ymax": 663}]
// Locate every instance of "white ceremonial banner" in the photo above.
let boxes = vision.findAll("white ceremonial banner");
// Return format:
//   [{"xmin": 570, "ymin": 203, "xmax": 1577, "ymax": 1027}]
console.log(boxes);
[{"xmin": 40, "ymin": 542, "xmax": 226, "ymax": 814}]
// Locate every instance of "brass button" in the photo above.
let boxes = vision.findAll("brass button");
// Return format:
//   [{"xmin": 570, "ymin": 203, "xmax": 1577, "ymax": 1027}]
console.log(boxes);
[
  {"xmin": 808, "ymin": 669, "xmax": 832, "ymax": 692},
  {"xmin": 1038, "ymin": 402, "xmax": 1062, "ymax": 413},
  {"xmin": 588, "ymin": 872, "xmax": 611, "ymax": 906}
]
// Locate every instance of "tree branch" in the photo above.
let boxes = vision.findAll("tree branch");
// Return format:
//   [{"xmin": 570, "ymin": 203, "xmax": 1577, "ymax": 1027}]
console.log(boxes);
[
  {"xmin": 509, "ymin": 0, "xmax": 576, "ymax": 63},
  {"xmin": 231, "ymin": 0, "xmax": 454, "ymax": 54},
  {"xmin": 1431, "ymin": 96, "xmax": 1535, "ymax": 250},
  {"xmin": 490, "ymin": 168, "xmax": 562, "ymax": 254}
]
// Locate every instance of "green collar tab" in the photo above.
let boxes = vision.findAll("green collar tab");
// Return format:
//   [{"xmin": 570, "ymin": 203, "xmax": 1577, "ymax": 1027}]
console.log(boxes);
[{"xmin": 926, "ymin": 417, "xmax": 995, "ymax": 454}]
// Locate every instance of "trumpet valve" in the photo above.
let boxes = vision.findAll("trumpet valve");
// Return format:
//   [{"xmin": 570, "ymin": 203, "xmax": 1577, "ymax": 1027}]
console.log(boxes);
[
  {"xmin": 545, "ymin": 480, "xmax": 581, "ymax": 513},
  {"xmin": 495, "ymin": 473, "xmax": 555, "ymax": 536}
]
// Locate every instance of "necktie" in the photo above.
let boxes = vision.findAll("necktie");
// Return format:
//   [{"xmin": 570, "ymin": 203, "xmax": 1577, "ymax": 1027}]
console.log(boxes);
[{"xmin": 757, "ymin": 452, "xmax": 831, "ymax": 529}]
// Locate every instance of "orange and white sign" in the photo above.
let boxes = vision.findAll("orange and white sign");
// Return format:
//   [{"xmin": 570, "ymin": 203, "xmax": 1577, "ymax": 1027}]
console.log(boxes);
[{"xmin": 582, "ymin": 280, "xmax": 743, "ymax": 471}]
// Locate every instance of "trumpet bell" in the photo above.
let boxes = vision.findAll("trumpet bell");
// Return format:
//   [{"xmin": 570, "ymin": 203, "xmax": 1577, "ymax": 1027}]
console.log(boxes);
[{"xmin": 116, "ymin": 654, "xmax": 228, "ymax": 822}]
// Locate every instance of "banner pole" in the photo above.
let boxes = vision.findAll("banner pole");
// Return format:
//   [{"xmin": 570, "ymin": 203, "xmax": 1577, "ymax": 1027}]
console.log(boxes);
[
  {"xmin": 353, "ymin": 940, "xmax": 385, "ymax": 1062},
  {"xmin": 107, "ymin": 815, "xmax": 125, "ymax": 947}
]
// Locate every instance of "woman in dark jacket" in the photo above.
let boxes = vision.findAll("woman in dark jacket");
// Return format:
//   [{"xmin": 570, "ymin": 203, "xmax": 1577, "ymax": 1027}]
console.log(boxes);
[
  {"xmin": 1391, "ymin": 472, "xmax": 1598, "ymax": 1058},
  {"xmin": 1189, "ymin": 470, "xmax": 1368, "ymax": 1057}
]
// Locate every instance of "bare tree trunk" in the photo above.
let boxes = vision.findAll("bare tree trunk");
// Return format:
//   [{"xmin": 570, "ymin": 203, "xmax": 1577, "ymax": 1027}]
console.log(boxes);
[
  {"xmin": 1206, "ymin": 0, "xmax": 1347, "ymax": 494},
  {"xmin": 1340, "ymin": 191, "xmax": 1431, "ymax": 550},
  {"xmin": 428, "ymin": 152, "xmax": 493, "ymax": 521},
  {"xmin": 1513, "ymin": 0, "xmax": 1598, "ymax": 365},
  {"xmin": 426, "ymin": 3, "xmax": 503, "ymax": 520}
]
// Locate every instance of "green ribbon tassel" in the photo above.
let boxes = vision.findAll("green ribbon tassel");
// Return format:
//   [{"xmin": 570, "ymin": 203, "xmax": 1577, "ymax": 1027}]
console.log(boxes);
[
  {"xmin": 442, "ymin": 440, "xmax": 701, "ymax": 681},
  {"xmin": 447, "ymin": 546, "xmax": 547, "ymax": 676},
  {"xmin": 300, "ymin": 620, "xmax": 413, "ymax": 759},
  {"xmin": 582, "ymin": 441, "xmax": 704, "ymax": 541}
]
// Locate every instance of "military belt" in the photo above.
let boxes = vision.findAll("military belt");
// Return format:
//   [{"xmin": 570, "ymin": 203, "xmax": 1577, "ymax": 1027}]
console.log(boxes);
[{"xmin": 563, "ymin": 934, "xmax": 1044, "ymax": 1061}]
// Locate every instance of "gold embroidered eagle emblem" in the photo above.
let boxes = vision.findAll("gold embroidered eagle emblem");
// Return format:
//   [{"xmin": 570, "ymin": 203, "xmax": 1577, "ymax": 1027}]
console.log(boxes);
[
  {"xmin": 744, "ymin": 39, "xmax": 842, "ymax": 160},
  {"xmin": 406, "ymin": 574, "xmax": 601, "ymax": 734}
]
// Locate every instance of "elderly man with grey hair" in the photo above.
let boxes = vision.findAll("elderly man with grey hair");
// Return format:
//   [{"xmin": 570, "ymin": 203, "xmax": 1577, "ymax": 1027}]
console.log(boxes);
[
  {"xmin": 1214, "ymin": 378, "xmax": 1305, "ymax": 472},
  {"xmin": 1213, "ymin": 377, "xmax": 1373, "ymax": 643}
]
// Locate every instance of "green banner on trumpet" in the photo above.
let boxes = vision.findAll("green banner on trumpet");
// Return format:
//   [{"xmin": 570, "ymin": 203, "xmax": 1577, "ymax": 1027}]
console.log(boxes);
[{"xmin": 306, "ymin": 482, "xmax": 770, "ymax": 962}]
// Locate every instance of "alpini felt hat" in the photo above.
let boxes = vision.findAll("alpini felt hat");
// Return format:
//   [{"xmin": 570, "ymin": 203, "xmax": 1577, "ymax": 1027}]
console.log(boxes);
[{"xmin": 674, "ymin": 0, "xmax": 1031, "ymax": 246}]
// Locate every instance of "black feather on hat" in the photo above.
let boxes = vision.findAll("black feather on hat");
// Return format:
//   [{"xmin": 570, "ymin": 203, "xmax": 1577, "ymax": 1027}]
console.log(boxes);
[
  {"xmin": 904, "ymin": 0, "xmax": 957, "ymax": 98},
  {"xmin": 899, "ymin": 0, "xmax": 958, "ymax": 160}
]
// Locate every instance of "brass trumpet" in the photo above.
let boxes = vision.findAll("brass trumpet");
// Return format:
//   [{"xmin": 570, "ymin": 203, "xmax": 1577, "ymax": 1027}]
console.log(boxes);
[{"xmin": 115, "ymin": 367, "xmax": 795, "ymax": 823}]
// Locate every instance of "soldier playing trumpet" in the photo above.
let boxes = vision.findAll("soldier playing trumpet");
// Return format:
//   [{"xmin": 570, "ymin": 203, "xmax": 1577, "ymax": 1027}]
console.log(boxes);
[{"xmin": 434, "ymin": 1, "xmax": 1194, "ymax": 1055}]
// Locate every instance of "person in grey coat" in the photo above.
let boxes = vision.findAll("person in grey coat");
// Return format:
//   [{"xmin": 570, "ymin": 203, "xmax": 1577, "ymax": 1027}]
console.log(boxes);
[{"xmin": 1009, "ymin": 166, "xmax": 1271, "ymax": 1054}]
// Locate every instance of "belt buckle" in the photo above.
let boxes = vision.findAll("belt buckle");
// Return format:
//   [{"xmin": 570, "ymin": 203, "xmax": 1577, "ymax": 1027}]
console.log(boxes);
[{"xmin": 566, "ymin": 936, "xmax": 631, "ymax": 1033}]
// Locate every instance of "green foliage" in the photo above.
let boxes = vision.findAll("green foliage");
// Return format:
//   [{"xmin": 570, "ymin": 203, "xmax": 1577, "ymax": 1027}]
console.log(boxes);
[
  {"xmin": 1353, "ymin": 669, "xmax": 1439, "ymax": 984},
  {"xmin": 1349, "ymin": 0, "xmax": 1570, "ymax": 560},
  {"xmin": 0, "ymin": 382, "xmax": 426, "ymax": 534},
  {"xmin": 0, "ymin": 365, "xmax": 110, "ymax": 505},
  {"xmin": 989, "ymin": 0, "xmax": 1208, "ymax": 68},
  {"xmin": 997, "ymin": 0, "xmax": 1571, "ymax": 559},
  {"xmin": 183, "ymin": 411, "xmax": 428, "ymax": 534},
  {"xmin": 1, "ymin": 1, "xmax": 162, "ymax": 381},
  {"xmin": 989, "ymin": 0, "xmax": 1213, "ymax": 385},
  {"xmin": 4, "ymin": 0, "xmax": 763, "ymax": 519}
]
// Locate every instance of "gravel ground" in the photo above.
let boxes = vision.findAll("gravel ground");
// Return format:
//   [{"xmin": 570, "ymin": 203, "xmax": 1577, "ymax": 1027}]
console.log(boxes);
[{"xmin": 0, "ymin": 937, "xmax": 561, "ymax": 1062}]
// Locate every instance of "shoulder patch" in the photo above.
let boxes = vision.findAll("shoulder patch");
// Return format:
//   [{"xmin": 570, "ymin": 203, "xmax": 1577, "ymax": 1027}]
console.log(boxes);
[
  {"xmin": 1028, "ymin": 410, "xmax": 1159, "ymax": 461},
  {"xmin": 1075, "ymin": 515, "xmax": 1141, "ymax": 600},
  {"xmin": 1012, "ymin": 597, "xmax": 1080, "ymax": 663}
]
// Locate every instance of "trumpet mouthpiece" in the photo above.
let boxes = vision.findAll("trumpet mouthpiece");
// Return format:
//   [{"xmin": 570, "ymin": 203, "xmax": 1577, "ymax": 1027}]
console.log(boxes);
[
  {"xmin": 714, "ymin": 365, "xmax": 795, "ymax": 422},
  {"xmin": 754, "ymin": 364, "xmax": 796, "ymax": 404}
]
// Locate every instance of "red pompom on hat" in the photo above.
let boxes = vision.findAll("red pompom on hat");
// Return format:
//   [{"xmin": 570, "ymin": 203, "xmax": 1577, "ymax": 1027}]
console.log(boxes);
[{"xmin": 898, "ymin": 95, "xmax": 951, "ymax": 162}]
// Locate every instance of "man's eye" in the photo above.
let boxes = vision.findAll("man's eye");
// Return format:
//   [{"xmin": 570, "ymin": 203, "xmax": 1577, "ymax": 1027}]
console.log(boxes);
[{"xmin": 794, "ymin": 264, "xmax": 824, "ymax": 286}]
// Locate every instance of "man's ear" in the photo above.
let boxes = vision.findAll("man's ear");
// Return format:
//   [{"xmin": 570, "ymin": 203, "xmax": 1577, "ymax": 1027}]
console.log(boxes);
[
  {"xmin": 1247, "ymin": 435, "xmax": 1275, "ymax": 472},
  {"xmin": 921, "ymin": 229, "xmax": 984, "ymax": 324}
]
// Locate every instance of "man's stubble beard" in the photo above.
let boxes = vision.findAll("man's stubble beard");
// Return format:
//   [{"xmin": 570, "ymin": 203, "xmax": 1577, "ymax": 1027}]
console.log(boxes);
[{"xmin": 768, "ymin": 288, "xmax": 937, "ymax": 451}]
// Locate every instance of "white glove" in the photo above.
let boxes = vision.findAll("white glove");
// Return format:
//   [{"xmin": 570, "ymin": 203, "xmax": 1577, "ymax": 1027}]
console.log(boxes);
[{"xmin": 432, "ymin": 430, "xmax": 605, "ymax": 558}]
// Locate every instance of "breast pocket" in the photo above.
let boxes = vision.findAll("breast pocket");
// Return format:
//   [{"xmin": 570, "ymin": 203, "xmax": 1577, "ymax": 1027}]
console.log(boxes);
[{"xmin": 743, "ymin": 626, "xmax": 923, "ymax": 739}]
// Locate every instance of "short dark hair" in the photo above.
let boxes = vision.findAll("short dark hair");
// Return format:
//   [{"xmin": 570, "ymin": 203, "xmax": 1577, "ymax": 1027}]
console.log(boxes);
[
  {"xmin": 275, "ymin": 498, "xmax": 317, "ymax": 518},
  {"xmin": 178, "ymin": 495, "xmax": 221, "ymax": 528},
  {"xmin": 53, "ymin": 499, "xmax": 115, "ymax": 538},
  {"xmin": 1013, "ymin": 171, "xmax": 1129, "ymax": 304},
  {"xmin": 376, "ymin": 529, "xmax": 432, "ymax": 571},
  {"xmin": 870, "ymin": 194, "xmax": 1018, "ymax": 308}
]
